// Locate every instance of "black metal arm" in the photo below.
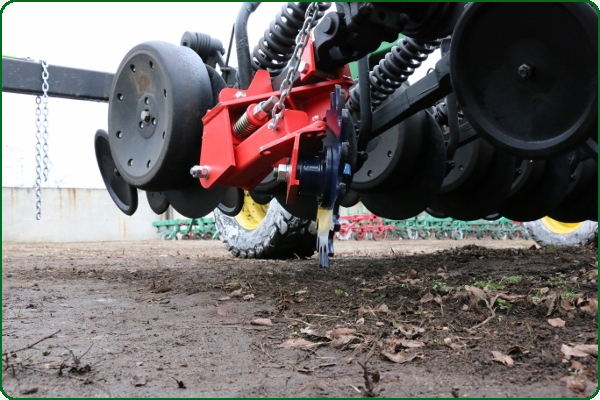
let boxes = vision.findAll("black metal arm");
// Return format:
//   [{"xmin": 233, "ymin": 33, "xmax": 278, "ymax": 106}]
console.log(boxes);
[{"xmin": 2, "ymin": 57, "xmax": 114, "ymax": 102}]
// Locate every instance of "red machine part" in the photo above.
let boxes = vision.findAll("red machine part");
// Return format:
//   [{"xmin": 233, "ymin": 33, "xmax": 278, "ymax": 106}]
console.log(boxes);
[
  {"xmin": 336, "ymin": 214, "xmax": 395, "ymax": 241},
  {"xmin": 199, "ymin": 39, "xmax": 353, "ymax": 205}
]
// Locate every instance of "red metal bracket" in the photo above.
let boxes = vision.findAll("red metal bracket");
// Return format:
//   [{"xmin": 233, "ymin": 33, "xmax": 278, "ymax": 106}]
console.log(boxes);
[{"xmin": 199, "ymin": 45, "xmax": 353, "ymax": 205}]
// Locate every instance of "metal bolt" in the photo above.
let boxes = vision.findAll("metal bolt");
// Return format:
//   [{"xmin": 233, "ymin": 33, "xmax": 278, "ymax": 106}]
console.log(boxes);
[
  {"xmin": 517, "ymin": 63, "xmax": 533, "ymax": 79},
  {"xmin": 274, "ymin": 164, "xmax": 291, "ymax": 182},
  {"xmin": 190, "ymin": 165, "xmax": 210, "ymax": 179},
  {"xmin": 298, "ymin": 61, "xmax": 308, "ymax": 73},
  {"xmin": 140, "ymin": 109, "xmax": 151, "ymax": 124},
  {"xmin": 234, "ymin": 91, "xmax": 247, "ymax": 99}
]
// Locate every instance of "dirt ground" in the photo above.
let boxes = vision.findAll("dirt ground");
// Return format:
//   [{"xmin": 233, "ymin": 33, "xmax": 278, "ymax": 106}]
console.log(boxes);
[{"xmin": 2, "ymin": 238, "xmax": 597, "ymax": 398}]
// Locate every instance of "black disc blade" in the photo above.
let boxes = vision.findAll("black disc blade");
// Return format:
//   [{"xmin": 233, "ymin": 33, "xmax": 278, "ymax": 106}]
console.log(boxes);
[
  {"xmin": 146, "ymin": 191, "xmax": 169, "ymax": 215},
  {"xmin": 94, "ymin": 129, "xmax": 138, "ymax": 216}
]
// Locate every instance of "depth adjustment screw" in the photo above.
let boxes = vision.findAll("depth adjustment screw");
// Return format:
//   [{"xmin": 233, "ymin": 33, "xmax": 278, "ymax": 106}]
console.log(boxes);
[
  {"xmin": 517, "ymin": 63, "xmax": 534, "ymax": 79},
  {"xmin": 190, "ymin": 165, "xmax": 210, "ymax": 179}
]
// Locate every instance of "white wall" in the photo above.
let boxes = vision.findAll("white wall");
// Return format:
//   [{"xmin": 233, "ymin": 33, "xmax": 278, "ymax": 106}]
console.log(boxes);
[{"xmin": 2, "ymin": 187, "xmax": 164, "ymax": 242}]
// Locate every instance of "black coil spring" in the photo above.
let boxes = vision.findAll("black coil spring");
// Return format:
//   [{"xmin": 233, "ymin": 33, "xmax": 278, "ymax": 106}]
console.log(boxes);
[
  {"xmin": 349, "ymin": 38, "xmax": 441, "ymax": 114},
  {"xmin": 251, "ymin": 2, "xmax": 330, "ymax": 75}
]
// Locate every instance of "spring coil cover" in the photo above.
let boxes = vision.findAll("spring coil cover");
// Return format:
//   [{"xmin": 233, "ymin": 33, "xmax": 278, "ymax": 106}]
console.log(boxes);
[
  {"xmin": 349, "ymin": 38, "xmax": 439, "ymax": 114},
  {"xmin": 251, "ymin": 2, "xmax": 330, "ymax": 74}
]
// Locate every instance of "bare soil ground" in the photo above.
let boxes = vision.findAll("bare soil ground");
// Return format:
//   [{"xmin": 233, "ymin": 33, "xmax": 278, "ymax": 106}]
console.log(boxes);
[{"xmin": 2, "ymin": 239, "xmax": 597, "ymax": 398}]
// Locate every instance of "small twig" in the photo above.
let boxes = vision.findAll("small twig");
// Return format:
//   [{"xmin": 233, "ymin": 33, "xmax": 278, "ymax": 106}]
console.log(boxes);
[
  {"xmin": 2, "ymin": 330, "xmax": 61, "ymax": 356},
  {"xmin": 303, "ymin": 314, "xmax": 343, "ymax": 319}
]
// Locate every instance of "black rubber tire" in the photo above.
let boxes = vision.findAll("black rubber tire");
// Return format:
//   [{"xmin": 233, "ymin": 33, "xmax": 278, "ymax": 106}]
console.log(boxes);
[
  {"xmin": 214, "ymin": 199, "xmax": 317, "ymax": 259},
  {"xmin": 524, "ymin": 219, "xmax": 598, "ymax": 247}
]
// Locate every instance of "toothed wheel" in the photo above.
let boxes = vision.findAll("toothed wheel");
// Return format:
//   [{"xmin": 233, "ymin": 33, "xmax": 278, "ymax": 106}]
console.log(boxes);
[{"xmin": 214, "ymin": 194, "xmax": 316, "ymax": 259}]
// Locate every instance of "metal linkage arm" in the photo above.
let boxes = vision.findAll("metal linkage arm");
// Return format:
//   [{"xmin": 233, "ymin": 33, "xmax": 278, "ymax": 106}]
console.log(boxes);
[
  {"xmin": 370, "ymin": 53, "xmax": 452, "ymax": 138},
  {"xmin": 2, "ymin": 57, "xmax": 114, "ymax": 102}
]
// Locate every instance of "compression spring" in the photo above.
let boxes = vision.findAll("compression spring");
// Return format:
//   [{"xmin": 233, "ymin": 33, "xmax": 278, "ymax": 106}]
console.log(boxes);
[
  {"xmin": 349, "ymin": 38, "xmax": 441, "ymax": 114},
  {"xmin": 251, "ymin": 2, "xmax": 330, "ymax": 75}
]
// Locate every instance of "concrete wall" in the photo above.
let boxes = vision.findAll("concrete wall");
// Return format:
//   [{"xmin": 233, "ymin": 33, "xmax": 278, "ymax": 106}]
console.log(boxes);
[{"xmin": 2, "ymin": 187, "xmax": 164, "ymax": 242}]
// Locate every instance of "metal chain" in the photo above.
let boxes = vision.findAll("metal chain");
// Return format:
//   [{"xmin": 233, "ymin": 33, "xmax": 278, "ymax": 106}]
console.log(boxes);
[
  {"xmin": 34, "ymin": 60, "xmax": 50, "ymax": 220},
  {"xmin": 269, "ymin": 2, "xmax": 319, "ymax": 131}
]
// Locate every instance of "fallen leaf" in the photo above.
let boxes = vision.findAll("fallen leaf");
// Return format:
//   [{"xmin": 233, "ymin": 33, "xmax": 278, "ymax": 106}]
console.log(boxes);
[
  {"xmin": 218, "ymin": 296, "xmax": 231, "ymax": 301},
  {"xmin": 539, "ymin": 287, "xmax": 550, "ymax": 295},
  {"xmin": 327, "ymin": 328, "xmax": 356, "ymax": 339},
  {"xmin": 242, "ymin": 294, "xmax": 255, "ymax": 301},
  {"xmin": 572, "ymin": 344, "xmax": 598, "ymax": 357},
  {"xmin": 420, "ymin": 292, "xmax": 434, "ymax": 303},
  {"xmin": 491, "ymin": 351, "xmax": 514, "ymax": 366},
  {"xmin": 560, "ymin": 299, "xmax": 576, "ymax": 311},
  {"xmin": 356, "ymin": 317, "xmax": 365, "ymax": 325},
  {"xmin": 300, "ymin": 328, "xmax": 328, "ymax": 339},
  {"xmin": 279, "ymin": 338, "xmax": 325, "ymax": 349},
  {"xmin": 465, "ymin": 285, "xmax": 488, "ymax": 303},
  {"xmin": 437, "ymin": 272, "xmax": 449, "ymax": 280},
  {"xmin": 330, "ymin": 335, "xmax": 358, "ymax": 349},
  {"xmin": 229, "ymin": 289, "xmax": 243, "ymax": 297},
  {"xmin": 360, "ymin": 288, "xmax": 376, "ymax": 293},
  {"xmin": 559, "ymin": 375, "xmax": 587, "ymax": 393},
  {"xmin": 225, "ymin": 282, "xmax": 241, "ymax": 289},
  {"xmin": 561, "ymin": 344, "xmax": 597, "ymax": 359},
  {"xmin": 154, "ymin": 285, "xmax": 172, "ymax": 294},
  {"xmin": 375, "ymin": 321, "xmax": 385, "ymax": 327},
  {"xmin": 380, "ymin": 350, "xmax": 423, "ymax": 364},
  {"xmin": 376, "ymin": 303, "xmax": 390, "ymax": 314},
  {"xmin": 570, "ymin": 360, "xmax": 584, "ymax": 370},
  {"xmin": 548, "ymin": 318, "xmax": 566, "ymax": 328},
  {"xmin": 250, "ymin": 318, "xmax": 272, "ymax": 326},
  {"xmin": 295, "ymin": 290, "xmax": 308, "ymax": 295}
]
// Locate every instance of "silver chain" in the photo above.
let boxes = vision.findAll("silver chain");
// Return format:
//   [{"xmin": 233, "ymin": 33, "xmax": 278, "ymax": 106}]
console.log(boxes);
[
  {"xmin": 269, "ymin": 2, "xmax": 319, "ymax": 131},
  {"xmin": 34, "ymin": 60, "xmax": 50, "ymax": 220}
]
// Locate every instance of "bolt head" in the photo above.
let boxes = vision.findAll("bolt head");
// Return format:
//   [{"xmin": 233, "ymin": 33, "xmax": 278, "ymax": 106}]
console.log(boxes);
[
  {"xmin": 234, "ymin": 92, "xmax": 247, "ymax": 99},
  {"xmin": 517, "ymin": 64, "xmax": 533, "ymax": 79}
]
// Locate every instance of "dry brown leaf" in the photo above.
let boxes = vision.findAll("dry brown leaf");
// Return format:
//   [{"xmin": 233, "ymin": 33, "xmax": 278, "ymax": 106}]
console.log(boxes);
[
  {"xmin": 242, "ymin": 294, "xmax": 255, "ymax": 301},
  {"xmin": 154, "ymin": 285, "xmax": 172, "ymax": 294},
  {"xmin": 433, "ymin": 295, "xmax": 443, "ymax": 305},
  {"xmin": 443, "ymin": 338, "xmax": 465, "ymax": 351},
  {"xmin": 407, "ymin": 269, "xmax": 418, "ymax": 278},
  {"xmin": 279, "ymin": 338, "xmax": 324, "ymax": 349},
  {"xmin": 356, "ymin": 317, "xmax": 365, "ymax": 325},
  {"xmin": 437, "ymin": 272, "xmax": 449, "ymax": 280},
  {"xmin": 572, "ymin": 344, "xmax": 598, "ymax": 357},
  {"xmin": 560, "ymin": 299, "xmax": 576, "ymax": 311},
  {"xmin": 491, "ymin": 351, "xmax": 514, "ymax": 366},
  {"xmin": 327, "ymin": 328, "xmax": 357, "ymax": 339},
  {"xmin": 561, "ymin": 344, "xmax": 597, "ymax": 359},
  {"xmin": 225, "ymin": 282, "xmax": 241, "ymax": 289},
  {"xmin": 380, "ymin": 350, "xmax": 423, "ymax": 364},
  {"xmin": 570, "ymin": 360, "xmax": 584, "ymax": 370},
  {"xmin": 539, "ymin": 287, "xmax": 550, "ymax": 295},
  {"xmin": 465, "ymin": 285, "xmax": 487, "ymax": 302},
  {"xmin": 360, "ymin": 288, "xmax": 376, "ymax": 293},
  {"xmin": 229, "ymin": 288, "xmax": 243, "ymax": 297},
  {"xmin": 559, "ymin": 375, "xmax": 587, "ymax": 393},
  {"xmin": 461, "ymin": 304, "xmax": 469, "ymax": 311},
  {"xmin": 358, "ymin": 306, "xmax": 376, "ymax": 317},
  {"xmin": 250, "ymin": 318, "xmax": 272, "ymax": 326},
  {"xmin": 330, "ymin": 335, "xmax": 358, "ymax": 349},
  {"xmin": 420, "ymin": 292, "xmax": 434, "ymax": 303},
  {"xmin": 376, "ymin": 303, "xmax": 390, "ymax": 314},
  {"xmin": 295, "ymin": 290, "xmax": 308, "ymax": 295},
  {"xmin": 548, "ymin": 318, "xmax": 566, "ymax": 328},
  {"xmin": 218, "ymin": 296, "xmax": 231, "ymax": 301},
  {"xmin": 375, "ymin": 321, "xmax": 385, "ymax": 326}
]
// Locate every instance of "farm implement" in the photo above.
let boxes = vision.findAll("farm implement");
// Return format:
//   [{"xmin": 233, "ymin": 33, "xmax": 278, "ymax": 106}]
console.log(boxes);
[
  {"xmin": 335, "ymin": 213, "xmax": 529, "ymax": 241},
  {"xmin": 3, "ymin": 2, "xmax": 597, "ymax": 266},
  {"xmin": 152, "ymin": 217, "xmax": 219, "ymax": 241}
]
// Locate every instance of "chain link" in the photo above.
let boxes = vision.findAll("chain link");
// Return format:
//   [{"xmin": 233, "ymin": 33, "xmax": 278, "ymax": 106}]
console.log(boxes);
[
  {"xmin": 269, "ymin": 2, "xmax": 319, "ymax": 131},
  {"xmin": 34, "ymin": 60, "xmax": 50, "ymax": 220}
]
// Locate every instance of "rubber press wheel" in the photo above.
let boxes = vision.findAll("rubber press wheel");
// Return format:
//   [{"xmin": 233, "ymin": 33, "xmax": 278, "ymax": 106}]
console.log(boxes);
[
  {"xmin": 524, "ymin": 217, "xmax": 598, "ymax": 247},
  {"xmin": 214, "ymin": 192, "xmax": 316, "ymax": 259}
]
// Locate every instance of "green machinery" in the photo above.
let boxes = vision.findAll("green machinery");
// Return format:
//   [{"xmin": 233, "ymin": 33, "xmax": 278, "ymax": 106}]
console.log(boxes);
[{"xmin": 152, "ymin": 217, "xmax": 219, "ymax": 241}]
